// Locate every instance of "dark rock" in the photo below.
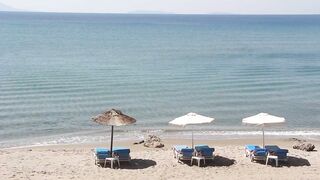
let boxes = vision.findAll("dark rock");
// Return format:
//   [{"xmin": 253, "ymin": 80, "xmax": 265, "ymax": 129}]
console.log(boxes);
[
  {"xmin": 133, "ymin": 140, "xmax": 145, "ymax": 145},
  {"xmin": 143, "ymin": 135, "xmax": 164, "ymax": 148},
  {"xmin": 293, "ymin": 142, "xmax": 315, "ymax": 151}
]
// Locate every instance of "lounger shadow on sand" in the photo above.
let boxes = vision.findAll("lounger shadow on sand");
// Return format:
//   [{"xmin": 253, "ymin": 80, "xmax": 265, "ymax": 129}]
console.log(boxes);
[
  {"xmin": 206, "ymin": 155, "xmax": 236, "ymax": 167},
  {"xmin": 245, "ymin": 155, "xmax": 311, "ymax": 167},
  {"xmin": 286, "ymin": 156, "xmax": 311, "ymax": 167},
  {"xmin": 272, "ymin": 156, "xmax": 311, "ymax": 167},
  {"xmin": 118, "ymin": 159, "xmax": 157, "ymax": 169}
]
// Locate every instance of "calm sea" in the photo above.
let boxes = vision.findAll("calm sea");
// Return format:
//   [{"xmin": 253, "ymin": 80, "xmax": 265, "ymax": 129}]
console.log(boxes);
[{"xmin": 1, "ymin": 12, "xmax": 320, "ymax": 148}]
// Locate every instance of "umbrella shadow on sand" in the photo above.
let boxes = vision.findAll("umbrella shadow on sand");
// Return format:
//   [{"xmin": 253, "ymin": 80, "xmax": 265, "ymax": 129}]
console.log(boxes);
[
  {"xmin": 118, "ymin": 159, "xmax": 157, "ymax": 169},
  {"xmin": 274, "ymin": 156, "xmax": 310, "ymax": 167},
  {"xmin": 257, "ymin": 156, "xmax": 311, "ymax": 167},
  {"xmin": 285, "ymin": 156, "xmax": 311, "ymax": 167},
  {"xmin": 205, "ymin": 155, "xmax": 236, "ymax": 167}
]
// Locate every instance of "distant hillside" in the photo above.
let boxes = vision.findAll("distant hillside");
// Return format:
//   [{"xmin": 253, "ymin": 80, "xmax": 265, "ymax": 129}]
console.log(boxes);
[{"xmin": 0, "ymin": 2, "xmax": 19, "ymax": 11}]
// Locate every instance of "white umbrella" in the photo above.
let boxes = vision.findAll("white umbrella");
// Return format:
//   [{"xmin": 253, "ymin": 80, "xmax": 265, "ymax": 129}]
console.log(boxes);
[
  {"xmin": 242, "ymin": 113, "xmax": 285, "ymax": 147},
  {"xmin": 169, "ymin": 112, "xmax": 214, "ymax": 148}
]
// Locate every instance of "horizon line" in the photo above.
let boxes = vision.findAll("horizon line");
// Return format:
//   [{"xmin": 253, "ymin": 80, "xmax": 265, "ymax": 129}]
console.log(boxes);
[{"xmin": 1, "ymin": 10, "xmax": 320, "ymax": 16}]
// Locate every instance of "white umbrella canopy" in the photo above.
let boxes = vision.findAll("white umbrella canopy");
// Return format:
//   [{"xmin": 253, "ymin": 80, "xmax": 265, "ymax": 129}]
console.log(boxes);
[
  {"xmin": 169, "ymin": 112, "xmax": 215, "ymax": 148},
  {"xmin": 242, "ymin": 113, "xmax": 286, "ymax": 147},
  {"xmin": 169, "ymin": 112, "xmax": 214, "ymax": 126}
]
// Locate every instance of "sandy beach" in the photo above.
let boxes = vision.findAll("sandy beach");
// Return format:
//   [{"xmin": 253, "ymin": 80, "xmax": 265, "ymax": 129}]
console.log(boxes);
[{"xmin": 0, "ymin": 138, "xmax": 319, "ymax": 180}]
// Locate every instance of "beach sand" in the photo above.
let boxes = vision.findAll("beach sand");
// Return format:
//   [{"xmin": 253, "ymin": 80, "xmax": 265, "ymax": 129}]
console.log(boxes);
[{"xmin": 0, "ymin": 138, "xmax": 319, "ymax": 180}]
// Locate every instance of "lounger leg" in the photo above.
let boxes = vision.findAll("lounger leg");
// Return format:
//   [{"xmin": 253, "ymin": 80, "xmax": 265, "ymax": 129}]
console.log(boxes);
[
  {"xmin": 104, "ymin": 159, "xmax": 107, "ymax": 168},
  {"xmin": 266, "ymin": 157, "xmax": 269, "ymax": 166},
  {"xmin": 117, "ymin": 160, "xmax": 120, "ymax": 168},
  {"xmin": 190, "ymin": 159, "xmax": 193, "ymax": 165},
  {"xmin": 198, "ymin": 159, "xmax": 200, "ymax": 167},
  {"xmin": 111, "ymin": 159, "xmax": 114, "ymax": 169}
]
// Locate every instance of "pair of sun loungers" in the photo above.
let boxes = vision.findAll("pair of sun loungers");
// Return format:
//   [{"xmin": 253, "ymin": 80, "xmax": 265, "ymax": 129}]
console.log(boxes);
[
  {"xmin": 245, "ymin": 144, "xmax": 289, "ymax": 164},
  {"xmin": 172, "ymin": 144, "xmax": 215, "ymax": 165},
  {"xmin": 93, "ymin": 147, "xmax": 131, "ymax": 166}
]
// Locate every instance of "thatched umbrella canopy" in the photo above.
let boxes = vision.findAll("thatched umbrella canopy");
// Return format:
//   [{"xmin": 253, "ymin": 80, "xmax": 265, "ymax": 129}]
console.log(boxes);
[{"xmin": 92, "ymin": 109, "xmax": 136, "ymax": 154}]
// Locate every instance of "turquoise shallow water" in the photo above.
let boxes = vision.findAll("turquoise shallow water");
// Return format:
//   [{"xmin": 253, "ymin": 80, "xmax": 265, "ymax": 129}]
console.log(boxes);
[{"xmin": 0, "ymin": 12, "xmax": 320, "ymax": 147}]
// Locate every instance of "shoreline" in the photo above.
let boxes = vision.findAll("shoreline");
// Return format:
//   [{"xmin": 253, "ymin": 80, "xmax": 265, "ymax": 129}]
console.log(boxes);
[{"xmin": 1, "ymin": 129, "xmax": 320, "ymax": 149}]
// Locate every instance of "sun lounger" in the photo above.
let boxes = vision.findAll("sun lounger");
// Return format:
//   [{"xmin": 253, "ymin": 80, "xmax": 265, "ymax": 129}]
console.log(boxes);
[
  {"xmin": 93, "ymin": 147, "xmax": 131, "ymax": 165},
  {"xmin": 245, "ymin": 145, "xmax": 267, "ymax": 162},
  {"xmin": 113, "ymin": 147, "xmax": 131, "ymax": 162},
  {"xmin": 93, "ymin": 148, "xmax": 111, "ymax": 165},
  {"xmin": 265, "ymin": 145, "xmax": 288, "ymax": 161},
  {"xmin": 245, "ymin": 145, "xmax": 260, "ymax": 157},
  {"xmin": 172, "ymin": 145, "xmax": 194, "ymax": 162},
  {"xmin": 194, "ymin": 145, "xmax": 215, "ymax": 161}
]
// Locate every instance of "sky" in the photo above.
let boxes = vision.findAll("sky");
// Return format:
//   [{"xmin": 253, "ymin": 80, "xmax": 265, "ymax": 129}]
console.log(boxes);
[{"xmin": 1, "ymin": 0, "xmax": 320, "ymax": 14}]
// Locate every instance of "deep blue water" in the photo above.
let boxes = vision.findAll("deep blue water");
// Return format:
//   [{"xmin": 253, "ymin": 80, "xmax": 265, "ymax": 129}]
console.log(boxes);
[{"xmin": 0, "ymin": 12, "xmax": 320, "ymax": 147}]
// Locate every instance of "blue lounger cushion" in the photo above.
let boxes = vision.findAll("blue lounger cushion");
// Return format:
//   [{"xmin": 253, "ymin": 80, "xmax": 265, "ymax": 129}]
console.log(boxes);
[
  {"xmin": 96, "ymin": 153, "xmax": 110, "ymax": 159},
  {"xmin": 180, "ymin": 148, "xmax": 194, "ymax": 157},
  {"xmin": 113, "ymin": 147, "xmax": 130, "ymax": 154},
  {"xmin": 195, "ymin": 145, "xmax": 215, "ymax": 151},
  {"xmin": 265, "ymin": 145, "xmax": 288, "ymax": 153},
  {"xmin": 195, "ymin": 145, "xmax": 210, "ymax": 149},
  {"xmin": 94, "ymin": 148, "xmax": 111, "ymax": 160},
  {"xmin": 245, "ymin": 145, "xmax": 267, "ymax": 156},
  {"xmin": 173, "ymin": 145, "xmax": 193, "ymax": 161},
  {"xmin": 95, "ymin": 148, "xmax": 110, "ymax": 154},
  {"xmin": 173, "ymin": 145, "xmax": 193, "ymax": 156},
  {"xmin": 265, "ymin": 145, "xmax": 288, "ymax": 159},
  {"xmin": 173, "ymin": 145, "xmax": 189, "ymax": 151},
  {"xmin": 245, "ymin": 145, "xmax": 261, "ymax": 151},
  {"xmin": 112, "ymin": 147, "xmax": 131, "ymax": 161},
  {"xmin": 195, "ymin": 145, "xmax": 215, "ymax": 157},
  {"xmin": 253, "ymin": 149, "xmax": 267, "ymax": 156}
]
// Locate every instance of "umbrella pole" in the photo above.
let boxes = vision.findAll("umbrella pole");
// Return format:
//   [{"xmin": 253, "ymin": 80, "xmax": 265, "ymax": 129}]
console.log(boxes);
[
  {"xmin": 110, "ymin": 125, "xmax": 114, "ymax": 156},
  {"xmin": 262, "ymin": 125, "xmax": 265, "ymax": 148},
  {"xmin": 192, "ymin": 130, "xmax": 194, "ymax": 149}
]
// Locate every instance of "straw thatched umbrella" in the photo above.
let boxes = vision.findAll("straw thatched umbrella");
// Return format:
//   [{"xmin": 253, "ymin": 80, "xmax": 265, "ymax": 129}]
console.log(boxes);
[{"xmin": 92, "ymin": 109, "xmax": 136, "ymax": 154}]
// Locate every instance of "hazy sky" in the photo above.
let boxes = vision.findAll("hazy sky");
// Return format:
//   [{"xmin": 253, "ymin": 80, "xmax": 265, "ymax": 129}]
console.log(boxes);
[{"xmin": 1, "ymin": 0, "xmax": 320, "ymax": 14}]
